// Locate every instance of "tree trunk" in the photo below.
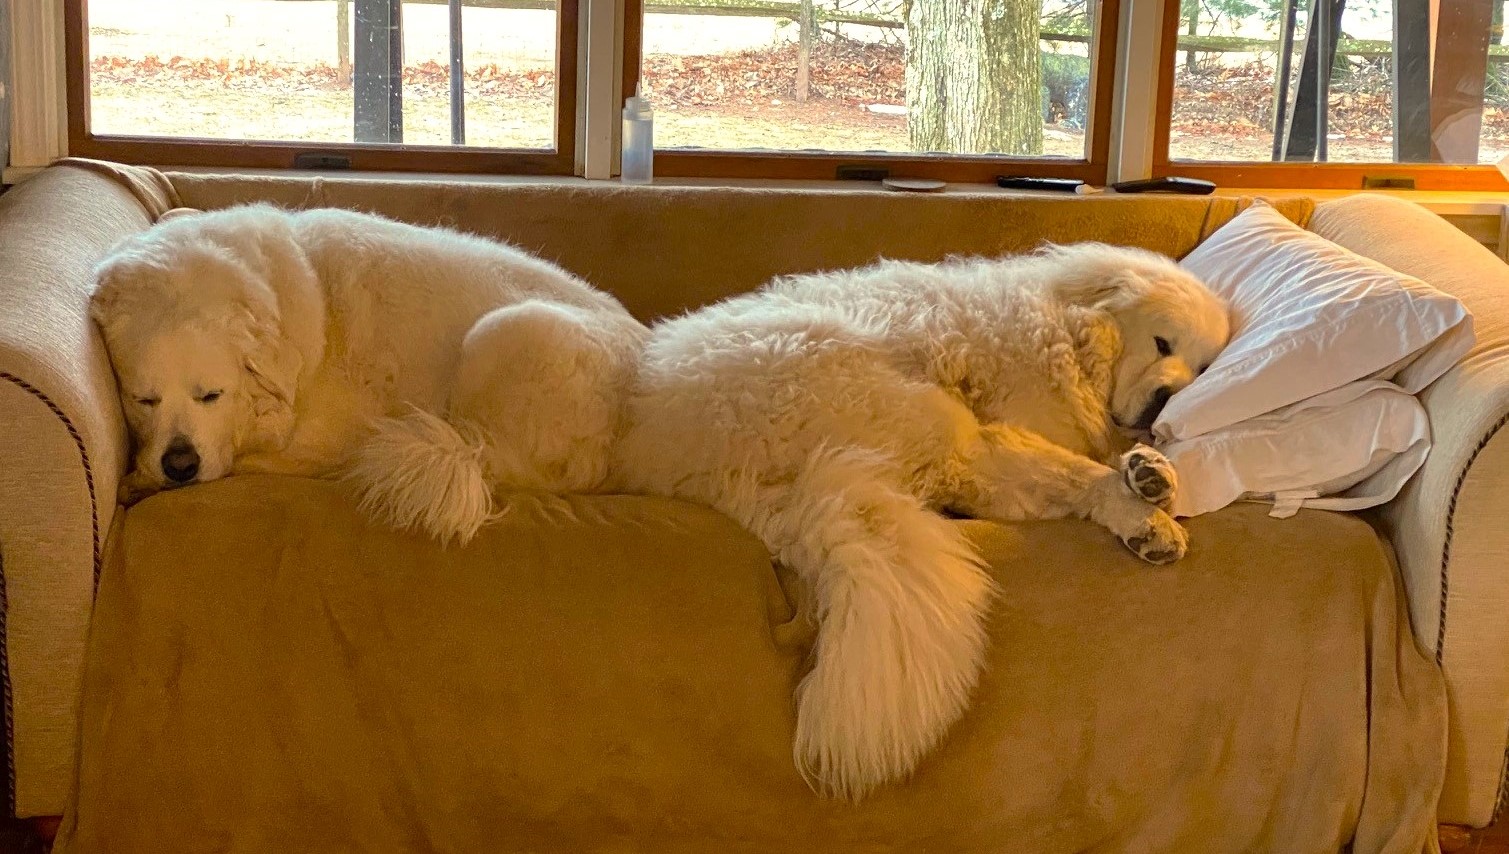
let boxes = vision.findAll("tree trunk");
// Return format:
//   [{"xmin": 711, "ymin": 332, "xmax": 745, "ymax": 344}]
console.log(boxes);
[
  {"xmin": 337, "ymin": 0, "xmax": 352, "ymax": 86},
  {"xmin": 906, "ymin": 0, "xmax": 1043, "ymax": 155},
  {"xmin": 795, "ymin": 0, "xmax": 814, "ymax": 102},
  {"xmin": 1185, "ymin": 0, "xmax": 1199, "ymax": 72}
]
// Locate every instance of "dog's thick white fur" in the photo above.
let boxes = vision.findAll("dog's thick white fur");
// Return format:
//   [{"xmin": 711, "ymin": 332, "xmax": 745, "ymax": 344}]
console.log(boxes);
[
  {"xmin": 611, "ymin": 243, "xmax": 1229, "ymax": 800},
  {"xmin": 91, "ymin": 204, "xmax": 646, "ymax": 543}
]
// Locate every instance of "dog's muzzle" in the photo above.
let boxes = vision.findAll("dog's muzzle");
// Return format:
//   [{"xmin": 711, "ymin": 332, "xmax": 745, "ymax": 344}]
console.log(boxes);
[{"xmin": 1132, "ymin": 386, "xmax": 1174, "ymax": 431}]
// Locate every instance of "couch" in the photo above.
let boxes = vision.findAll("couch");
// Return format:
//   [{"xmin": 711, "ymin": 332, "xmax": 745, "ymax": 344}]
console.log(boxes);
[{"xmin": 0, "ymin": 159, "xmax": 1505, "ymax": 851}]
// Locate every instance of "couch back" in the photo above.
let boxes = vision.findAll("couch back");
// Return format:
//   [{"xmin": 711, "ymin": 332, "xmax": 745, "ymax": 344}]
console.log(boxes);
[{"xmin": 160, "ymin": 172, "xmax": 1312, "ymax": 322}]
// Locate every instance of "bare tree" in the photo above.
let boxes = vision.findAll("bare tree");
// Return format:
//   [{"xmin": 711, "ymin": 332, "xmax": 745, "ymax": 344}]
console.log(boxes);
[{"xmin": 905, "ymin": 0, "xmax": 1043, "ymax": 155}]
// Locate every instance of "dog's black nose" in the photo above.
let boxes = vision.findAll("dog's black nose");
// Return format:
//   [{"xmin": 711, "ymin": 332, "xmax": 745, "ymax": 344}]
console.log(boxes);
[
  {"xmin": 1133, "ymin": 387, "xmax": 1176, "ymax": 430},
  {"xmin": 161, "ymin": 439, "xmax": 200, "ymax": 484}
]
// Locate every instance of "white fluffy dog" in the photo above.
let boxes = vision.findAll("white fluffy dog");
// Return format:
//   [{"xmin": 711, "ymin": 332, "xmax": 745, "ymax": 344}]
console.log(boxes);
[
  {"xmin": 611, "ymin": 243, "xmax": 1229, "ymax": 800},
  {"xmin": 91, "ymin": 204, "xmax": 646, "ymax": 543}
]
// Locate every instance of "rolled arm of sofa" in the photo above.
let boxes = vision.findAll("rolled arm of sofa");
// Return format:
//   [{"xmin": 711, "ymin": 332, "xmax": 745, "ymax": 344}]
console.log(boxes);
[
  {"xmin": 0, "ymin": 164, "xmax": 155, "ymax": 816},
  {"xmin": 1311, "ymin": 194, "xmax": 1509, "ymax": 827}
]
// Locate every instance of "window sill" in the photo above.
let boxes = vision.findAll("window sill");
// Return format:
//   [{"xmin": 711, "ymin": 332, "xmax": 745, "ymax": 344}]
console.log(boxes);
[{"xmin": 10, "ymin": 163, "xmax": 1509, "ymax": 219}]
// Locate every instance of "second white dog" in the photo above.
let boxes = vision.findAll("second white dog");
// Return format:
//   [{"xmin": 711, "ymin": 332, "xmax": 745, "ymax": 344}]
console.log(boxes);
[
  {"xmin": 611, "ymin": 243, "xmax": 1230, "ymax": 800},
  {"xmin": 91, "ymin": 204, "xmax": 646, "ymax": 543}
]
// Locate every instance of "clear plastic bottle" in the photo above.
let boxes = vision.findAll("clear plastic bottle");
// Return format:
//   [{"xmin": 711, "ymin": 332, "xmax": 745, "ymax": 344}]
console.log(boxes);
[{"xmin": 621, "ymin": 84, "xmax": 654, "ymax": 185}]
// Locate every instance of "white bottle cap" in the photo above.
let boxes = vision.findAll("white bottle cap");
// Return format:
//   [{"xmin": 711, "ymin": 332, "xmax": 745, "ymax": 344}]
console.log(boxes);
[{"xmin": 625, "ymin": 83, "xmax": 652, "ymax": 120}]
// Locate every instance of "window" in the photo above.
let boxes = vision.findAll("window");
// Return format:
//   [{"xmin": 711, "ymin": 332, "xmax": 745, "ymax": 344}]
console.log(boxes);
[
  {"xmin": 1154, "ymin": 0, "xmax": 1509, "ymax": 189},
  {"xmin": 629, "ymin": 0, "xmax": 1121, "ymax": 180},
  {"xmin": 64, "ymin": 0, "xmax": 578, "ymax": 173},
  {"xmin": 60, "ymin": 0, "xmax": 1117, "ymax": 181},
  {"xmin": 59, "ymin": 0, "xmax": 1506, "ymax": 188}
]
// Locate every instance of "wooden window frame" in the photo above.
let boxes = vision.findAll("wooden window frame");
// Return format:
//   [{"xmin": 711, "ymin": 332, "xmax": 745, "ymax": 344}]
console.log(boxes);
[
  {"xmin": 621, "ymin": 0, "xmax": 1123, "ymax": 183},
  {"xmin": 61, "ymin": 0, "xmax": 580, "ymax": 174},
  {"xmin": 1149, "ymin": 0, "xmax": 1509, "ymax": 191}
]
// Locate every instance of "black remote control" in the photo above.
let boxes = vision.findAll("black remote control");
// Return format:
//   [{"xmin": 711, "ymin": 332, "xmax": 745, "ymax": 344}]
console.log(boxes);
[
  {"xmin": 997, "ymin": 176, "xmax": 1085, "ymax": 192},
  {"xmin": 1110, "ymin": 177, "xmax": 1217, "ymax": 195}
]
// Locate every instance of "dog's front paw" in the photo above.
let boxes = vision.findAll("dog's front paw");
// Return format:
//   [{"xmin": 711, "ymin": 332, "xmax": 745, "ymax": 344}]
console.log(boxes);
[
  {"xmin": 117, "ymin": 473, "xmax": 160, "ymax": 506},
  {"xmin": 1120, "ymin": 510, "xmax": 1187, "ymax": 565},
  {"xmin": 1120, "ymin": 445, "xmax": 1177, "ymax": 510}
]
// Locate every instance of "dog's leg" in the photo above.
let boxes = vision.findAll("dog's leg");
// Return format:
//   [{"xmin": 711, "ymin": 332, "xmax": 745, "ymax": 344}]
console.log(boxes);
[
  {"xmin": 117, "ymin": 468, "xmax": 161, "ymax": 505},
  {"xmin": 346, "ymin": 301, "xmax": 643, "ymax": 546},
  {"xmin": 235, "ymin": 449, "xmax": 343, "ymax": 479},
  {"xmin": 948, "ymin": 424, "xmax": 1187, "ymax": 564},
  {"xmin": 1117, "ymin": 444, "xmax": 1177, "ymax": 510},
  {"xmin": 449, "ymin": 300, "xmax": 644, "ymax": 494}
]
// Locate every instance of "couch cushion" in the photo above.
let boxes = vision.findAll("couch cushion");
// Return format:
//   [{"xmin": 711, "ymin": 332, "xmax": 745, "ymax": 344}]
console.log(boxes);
[
  {"xmin": 59, "ymin": 477, "xmax": 1443, "ymax": 853},
  {"xmin": 160, "ymin": 172, "xmax": 1314, "ymax": 323}
]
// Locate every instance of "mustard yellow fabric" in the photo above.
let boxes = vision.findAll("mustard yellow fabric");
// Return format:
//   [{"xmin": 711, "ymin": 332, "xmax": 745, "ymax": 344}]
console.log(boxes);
[
  {"xmin": 8, "ymin": 163, "xmax": 1444, "ymax": 845},
  {"xmin": 161, "ymin": 171, "xmax": 1313, "ymax": 322},
  {"xmin": 58, "ymin": 477, "xmax": 1442, "ymax": 853}
]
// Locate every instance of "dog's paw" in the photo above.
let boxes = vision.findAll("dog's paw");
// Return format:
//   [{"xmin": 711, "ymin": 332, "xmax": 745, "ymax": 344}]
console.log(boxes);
[
  {"xmin": 117, "ymin": 473, "xmax": 160, "ymax": 506},
  {"xmin": 1120, "ymin": 510, "xmax": 1188, "ymax": 565},
  {"xmin": 1120, "ymin": 446, "xmax": 1177, "ymax": 510}
]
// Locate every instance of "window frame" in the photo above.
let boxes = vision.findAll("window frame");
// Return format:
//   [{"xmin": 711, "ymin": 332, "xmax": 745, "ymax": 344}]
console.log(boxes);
[
  {"xmin": 1149, "ymin": 0, "xmax": 1509, "ymax": 191},
  {"xmin": 61, "ymin": 0, "xmax": 581, "ymax": 174},
  {"xmin": 622, "ymin": 0, "xmax": 1123, "ymax": 183}
]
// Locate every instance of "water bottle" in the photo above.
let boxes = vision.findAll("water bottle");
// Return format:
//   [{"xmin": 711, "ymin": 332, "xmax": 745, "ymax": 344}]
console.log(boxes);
[{"xmin": 621, "ymin": 84, "xmax": 654, "ymax": 185}]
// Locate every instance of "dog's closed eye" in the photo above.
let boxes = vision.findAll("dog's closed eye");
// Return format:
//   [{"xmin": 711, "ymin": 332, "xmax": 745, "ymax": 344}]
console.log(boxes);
[
  {"xmin": 134, "ymin": 396, "xmax": 160, "ymax": 407},
  {"xmin": 197, "ymin": 390, "xmax": 223, "ymax": 404}
]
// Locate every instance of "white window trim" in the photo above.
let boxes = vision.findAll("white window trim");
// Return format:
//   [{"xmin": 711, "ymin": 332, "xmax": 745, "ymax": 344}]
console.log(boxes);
[
  {"xmin": 6, "ymin": 0, "xmax": 67, "ymax": 185},
  {"xmin": 578, "ymin": 0, "xmax": 625, "ymax": 179},
  {"xmin": 1106, "ymin": 0, "xmax": 1164, "ymax": 184}
]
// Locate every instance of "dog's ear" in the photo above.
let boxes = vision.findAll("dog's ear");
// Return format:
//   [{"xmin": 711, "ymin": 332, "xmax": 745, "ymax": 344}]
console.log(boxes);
[
  {"xmin": 228, "ymin": 283, "xmax": 303, "ymax": 452},
  {"xmin": 1052, "ymin": 272, "xmax": 1149, "ymax": 312},
  {"xmin": 1037, "ymin": 243, "xmax": 1155, "ymax": 312},
  {"xmin": 89, "ymin": 253, "xmax": 158, "ymax": 339}
]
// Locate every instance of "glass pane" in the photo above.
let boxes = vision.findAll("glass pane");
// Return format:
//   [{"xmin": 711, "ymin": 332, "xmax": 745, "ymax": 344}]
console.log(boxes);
[
  {"xmin": 86, "ymin": 0, "xmax": 558, "ymax": 149},
  {"xmin": 1169, "ymin": 0, "xmax": 1507, "ymax": 165},
  {"xmin": 640, "ymin": 0, "xmax": 1097, "ymax": 158}
]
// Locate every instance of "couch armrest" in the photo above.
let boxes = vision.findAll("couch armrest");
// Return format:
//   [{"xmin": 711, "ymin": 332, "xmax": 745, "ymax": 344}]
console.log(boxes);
[
  {"xmin": 1312, "ymin": 194, "xmax": 1509, "ymax": 827},
  {"xmin": 0, "ymin": 164, "xmax": 151, "ymax": 816}
]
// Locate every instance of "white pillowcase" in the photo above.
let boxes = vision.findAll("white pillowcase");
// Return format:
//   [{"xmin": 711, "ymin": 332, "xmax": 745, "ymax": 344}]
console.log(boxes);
[
  {"xmin": 1159, "ymin": 381, "xmax": 1431, "ymax": 518},
  {"xmin": 1153, "ymin": 201, "xmax": 1473, "ymax": 443}
]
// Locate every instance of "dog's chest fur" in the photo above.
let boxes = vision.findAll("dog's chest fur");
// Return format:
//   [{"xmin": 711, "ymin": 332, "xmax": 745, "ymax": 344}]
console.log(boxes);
[{"xmin": 915, "ymin": 299, "xmax": 1119, "ymax": 460}]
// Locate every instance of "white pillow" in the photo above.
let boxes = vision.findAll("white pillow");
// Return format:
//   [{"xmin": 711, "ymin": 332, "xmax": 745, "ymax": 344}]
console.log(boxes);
[
  {"xmin": 1153, "ymin": 201, "xmax": 1473, "ymax": 443},
  {"xmin": 1158, "ymin": 380, "xmax": 1430, "ymax": 518}
]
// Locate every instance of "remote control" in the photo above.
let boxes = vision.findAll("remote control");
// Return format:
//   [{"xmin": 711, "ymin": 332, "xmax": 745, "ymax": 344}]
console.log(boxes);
[
  {"xmin": 1110, "ymin": 177, "xmax": 1217, "ymax": 195},
  {"xmin": 997, "ymin": 176, "xmax": 1086, "ymax": 193}
]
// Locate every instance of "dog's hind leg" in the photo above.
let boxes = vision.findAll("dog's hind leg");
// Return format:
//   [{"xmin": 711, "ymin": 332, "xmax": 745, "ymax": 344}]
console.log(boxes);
[
  {"xmin": 346, "ymin": 300, "xmax": 642, "ymax": 546},
  {"xmin": 449, "ymin": 300, "xmax": 645, "ymax": 495},
  {"xmin": 948, "ymin": 423, "xmax": 1187, "ymax": 565}
]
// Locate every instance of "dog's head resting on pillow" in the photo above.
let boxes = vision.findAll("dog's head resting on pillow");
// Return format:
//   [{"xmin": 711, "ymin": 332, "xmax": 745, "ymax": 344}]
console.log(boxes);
[
  {"xmin": 1042, "ymin": 242, "xmax": 1229, "ymax": 433},
  {"xmin": 90, "ymin": 205, "xmax": 326, "ymax": 497}
]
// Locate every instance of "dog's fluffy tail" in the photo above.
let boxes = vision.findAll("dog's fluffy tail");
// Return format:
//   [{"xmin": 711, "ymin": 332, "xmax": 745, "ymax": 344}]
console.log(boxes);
[
  {"xmin": 772, "ymin": 447, "xmax": 996, "ymax": 800},
  {"xmin": 345, "ymin": 408, "xmax": 497, "ymax": 546}
]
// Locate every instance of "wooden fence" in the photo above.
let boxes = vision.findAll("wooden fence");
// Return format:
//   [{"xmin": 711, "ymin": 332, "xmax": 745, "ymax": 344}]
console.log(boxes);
[{"xmin": 292, "ymin": 0, "xmax": 1509, "ymax": 103}]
